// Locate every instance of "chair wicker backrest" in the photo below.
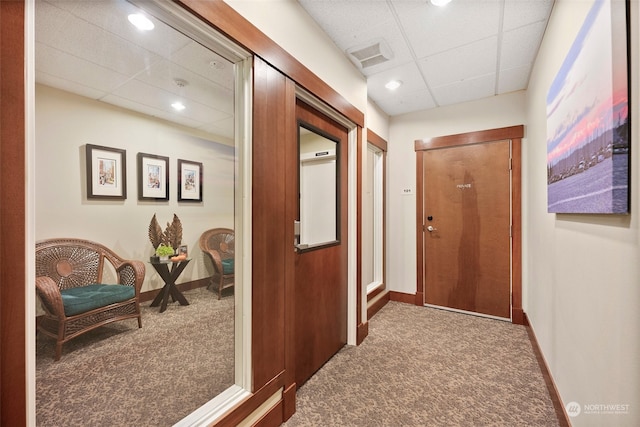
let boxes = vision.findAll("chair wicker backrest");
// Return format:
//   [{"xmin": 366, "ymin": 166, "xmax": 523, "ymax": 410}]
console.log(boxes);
[
  {"xmin": 36, "ymin": 238, "xmax": 136, "ymax": 290},
  {"xmin": 199, "ymin": 228, "xmax": 235, "ymax": 264},
  {"xmin": 199, "ymin": 228, "xmax": 234, "ymax": 299}
]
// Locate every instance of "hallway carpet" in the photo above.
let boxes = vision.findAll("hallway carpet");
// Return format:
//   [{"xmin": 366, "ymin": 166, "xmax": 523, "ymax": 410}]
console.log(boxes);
[
  {"xmin": 36, "ymin": 287, "xmax": 234, "ymax": 426},
  {"xmin": 284, "ymin": 301, "xmax": 560, "ymax": 427}
]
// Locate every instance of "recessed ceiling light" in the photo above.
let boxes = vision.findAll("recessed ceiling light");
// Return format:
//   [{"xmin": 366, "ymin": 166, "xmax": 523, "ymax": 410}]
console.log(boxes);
[
  {"xmin": 430, "ymin": 0, "xmax": 452, "ymax": 6},
  {"xmin": 385, "ymin": 80, "xmax": 403, "ymax": 90},
  {"xmin": 171, "ymin": 102, "xmax": 186, "ymax": 111},
  {"xmin": 128, "ymin": 13, "xmax": 154, "ymax": 31}
]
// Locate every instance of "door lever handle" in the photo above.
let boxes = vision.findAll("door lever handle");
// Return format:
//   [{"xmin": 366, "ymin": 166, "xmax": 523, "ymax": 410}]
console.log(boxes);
[{"xmin": 426, "ymin": 225, "xmax": 437, "ymax": 232}]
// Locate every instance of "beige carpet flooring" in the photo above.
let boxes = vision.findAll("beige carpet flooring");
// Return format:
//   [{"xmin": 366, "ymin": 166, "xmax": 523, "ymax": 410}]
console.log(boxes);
[
  {"xmin": 36, "ymin": 286, "xmax": 234, "ymax": 427},
  {"xmin": 37, "ymin": 295, "xmax": 559, "ymax": 426},
  {"xmin": 284, "ymin": 301, "xmax": 560, "ymax": 427}
]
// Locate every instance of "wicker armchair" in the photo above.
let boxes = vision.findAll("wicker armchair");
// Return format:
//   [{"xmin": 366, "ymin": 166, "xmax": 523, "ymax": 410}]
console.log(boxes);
[
  {"xmin": 36, "ymin": 238, "xmax": 145, "ymax": 360},
  {"xmin": 199, "ymin": 228, "xmax": 235, "ymax": 299}
]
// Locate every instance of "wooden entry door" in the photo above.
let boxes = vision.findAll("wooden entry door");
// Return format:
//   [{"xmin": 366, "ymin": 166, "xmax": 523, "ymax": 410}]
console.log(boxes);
[
  {"xmin": 293, "ymin": 100, "xmax": 348, "ymax": 386},
  {"xmin": 422, "ymin": 140, "xmax": 511, "ymax": 319}
]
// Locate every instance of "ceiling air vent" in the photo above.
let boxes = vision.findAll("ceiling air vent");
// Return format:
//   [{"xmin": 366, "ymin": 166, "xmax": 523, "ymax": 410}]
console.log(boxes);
[{"xmin": 347, "ymin": 40, "xmax": 393, "ymax": 69}]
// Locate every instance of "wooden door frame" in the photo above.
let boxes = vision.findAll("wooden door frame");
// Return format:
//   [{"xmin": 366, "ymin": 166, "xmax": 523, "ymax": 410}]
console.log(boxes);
[
  {"xmin": 1, "ymin": 1, "xmax": 28, "ymax": 425},
  {"xmin": 414, "ymin": 125, "xmax": 524, "ymax": 325},
  {"xmin": 364, "ymin": 130, "xmax": 388, "ymax": 320}
]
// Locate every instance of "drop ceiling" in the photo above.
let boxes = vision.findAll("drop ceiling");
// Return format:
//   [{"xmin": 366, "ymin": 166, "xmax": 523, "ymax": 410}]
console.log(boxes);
[
  {"xmin": 35, "ymin": 0, "xmax": 555, "ymax": 136},
  {"xmin": 298, "ymin": 0, "xmax": 555, "ymax": 116},
  {"xmin": 35, "ymin": 0, "xmax": 235, "ymax": 139}
]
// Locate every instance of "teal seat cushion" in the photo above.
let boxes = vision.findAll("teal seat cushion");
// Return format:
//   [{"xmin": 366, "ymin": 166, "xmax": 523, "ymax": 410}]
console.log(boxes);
[
  {"xmin": 221, "ymin": 259, "xmax": 234, "ymax": 274},
  {"xmin": 61, "ymin": 284, "xmax": 135, "ymax": 316}
]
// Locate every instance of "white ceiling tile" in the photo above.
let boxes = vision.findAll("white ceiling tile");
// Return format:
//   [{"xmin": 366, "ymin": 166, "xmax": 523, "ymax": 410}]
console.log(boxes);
[
  {"xmin": 419, "ymin": 37, "xmax": 498, "ymax": 88},
  {"xmin": 44, "ymin": 0, "xmax": 193, "ymax": 58},
  {"xmin": 432, "ymin": 73, "xmax": 496, "ymax": 107},
  {"xmin": 36, "ymin": 42, "xmax": 131, "ymax": 95},
  {"xmin": 375, "ymin": 88, "xmax": 438, "ymax": 117},
  {"xmin": 394, "ymin": 0, "xmax": 501, "ymax": 59},
  {"xmin": 170, "ymin": 42, "xmax": 235, "ymax": 89},
  {"xmin": 35, "ymin": 74, "xmax": 107, "ymax": 101},
  {"xmin": 298, "ymin": 0, "xmax": 394, "ymax": 46},
  {"xmin": 497, "ymin": 65, "xmax": 530, "ymax": 94},
  {"xmin": 135, "ymin": 59, "xmax": 234, "ymax": 114},
  {"xmin": 500, "ymin": 21, "xmax": 547, "ymax": 70},
  {"xmin": 108, "ymin": 79, "xmax": 229, "ymax": 122},
  {"xmin": 503, "ymin": 0, "xmax": 554, "ymax": 32}
]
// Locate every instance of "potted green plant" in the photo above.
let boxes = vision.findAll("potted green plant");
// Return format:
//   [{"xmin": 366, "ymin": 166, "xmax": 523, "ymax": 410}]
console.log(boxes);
[
  {"xmin": 155, "ymin": 244, "xmax": 175, "ymax": 261},
  {"xmin": 148, "ymin": 213, "xmax": 183, "ymax": 262}
]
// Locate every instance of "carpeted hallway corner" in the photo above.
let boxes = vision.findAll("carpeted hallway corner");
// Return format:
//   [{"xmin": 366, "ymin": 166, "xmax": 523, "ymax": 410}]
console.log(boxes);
[{"xmin": 284, "ymin": 301, "xmax": 559, "ymax": 427}]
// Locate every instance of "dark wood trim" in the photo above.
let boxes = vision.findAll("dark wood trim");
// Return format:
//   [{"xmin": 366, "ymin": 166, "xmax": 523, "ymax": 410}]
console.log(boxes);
[
  {"xmin": 414, "ymin": 125, "xmax": 524, "ymax": 322},
  {"xmin": 523, "ymin": 314, "xmax": 571, "ymax": 427},
  {"xmin": 176, "ymin": 0, "xmax": 364, "ymax": 128},
  {"xmin": 365, "ymin": 129, "xmax": 388, "ymax": 314},
  {"xmin": 283, "ymin": 76, "xmax": 298, "ymax": 416},
  {"xmin": 389, "ymin": 291, "xmax": 417, "ymax": 305},
  {"xmin": 356, "ymin": 322, "xmax": 368, "ymax": 345},
  {"xmin": 254, "ymin": 401, "xmax": 284, "ymax": 427},
  {"xmin": 1, "ymin": 1, "xmax": 27, "ymax": 425},
  {"xmin": 282, "ymin": 382, "xmax": 296, "ymax": 422},
  {"xmin": 512, "ymin": 307, "xmax": 524, "ymax": 326},
  {"xmin": 356, "ymin": 126, "xmax": 363, "ymax": 334},
  {"xmin": 414, "ymin": 125, "xmax": 525, "ymax": 151},
  {"xmin": 511, "ymin": 138, "xmax": 523, "ymax": 325},
  {"xmin": 138, "ymin": 277, "xmax": 210, "ymax": 303},
  {"xmin": 367, "ymin": 128, "xmax": 388, "ymax": 152},
  {"xmin": 367, "ymin": 291, "xmax": 389, "ymax": 319},
  {"xmin": 252, "ymin": 57, "xmax": 287, "ymax": 391},
  {"xmin": 415, "ymin": 291, "xmax": 424, "ymax": 306},
  {"xmin": 214, "ymin": 372, "xmax": 285, "ymax": 427},
  {"xmin": 415, "ymin": 151, "xmax": 424, "ymax": 306},
  {"xmin": 367, "ymin": 285, "xmax": 385, "ymax": 302}
]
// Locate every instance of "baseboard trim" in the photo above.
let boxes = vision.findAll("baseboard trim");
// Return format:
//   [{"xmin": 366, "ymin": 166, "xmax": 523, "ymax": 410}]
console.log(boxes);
[
  {"xmin": 367, "ymin": 291, "xmax": 389, "ymax": 319},
  {"xmin": 512, "ymin": 307, "xmax": 524, "ymax": 325},
  {"xmin": 139, "ymin": 277, "xmax": 210, "ymax": 303},
  {"xmin": 356, "ymin": 321, "xmax": 369, "ymax": 345},
  {"xmin": 389, "ymin": 291, "xmax": 415, "ymax": 305},
  {"xmin": 282, "ymin": 383, "xmax": 296, "ymax": 422},
  {"xmin": 523, "ymin": 313, "xmax": 571, "ymax": 427}
]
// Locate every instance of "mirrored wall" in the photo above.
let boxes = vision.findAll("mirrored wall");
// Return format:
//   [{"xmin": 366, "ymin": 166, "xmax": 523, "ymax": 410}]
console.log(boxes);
[{"xmin": 33, "ymin": 0, "xmax": 251, "ymax": 424}]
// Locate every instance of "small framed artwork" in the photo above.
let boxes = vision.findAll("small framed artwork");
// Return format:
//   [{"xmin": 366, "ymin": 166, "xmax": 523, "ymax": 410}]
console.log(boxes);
[
  {"xmin": 178, "ymin": 245, "xmax": 188, "ymax": 257},
  {"xmin": 86, "ymin": 144, "xmax": 127, "ymax": 200},
  {"xmin": 178, "ymin": 159, "xmax": 203, "ymax": 202},
  {"xmin": 137, "ymin": 152, "xmax": 169, "ymax": 201}
]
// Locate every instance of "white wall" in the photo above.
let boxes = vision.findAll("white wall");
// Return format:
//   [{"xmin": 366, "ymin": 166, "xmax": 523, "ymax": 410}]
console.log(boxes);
[
  {"xmin": 366, "ymin": 98, "xmax": 390, "ymax": 141},
  {"xmin": 224, "ymin": 0, "xmax": 367, "ymax": 115},
  {"xmin": 387, "ymin": 91, "xmax": 526, "ymax": 295},
  {"xmin": 525, "ymin": 1, "xmax": 639, "ymax": 425},
  {"xmin": 35, "ymin": 84, "xmax": 235, "ymax": 294}
]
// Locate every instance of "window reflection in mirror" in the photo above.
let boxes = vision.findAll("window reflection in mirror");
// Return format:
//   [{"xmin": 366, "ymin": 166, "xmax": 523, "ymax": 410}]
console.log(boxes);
[
  {"xmin": 34, "ymin": 0, "xmax": 248, "ymax": 424},
  {"xmin": 298, "ymin": 125, "xmax": 339, "ymax": 249}
]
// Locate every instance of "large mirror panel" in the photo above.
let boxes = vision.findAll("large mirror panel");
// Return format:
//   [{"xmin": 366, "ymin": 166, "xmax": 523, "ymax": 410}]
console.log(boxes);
[{"xmin": 33, "ymin": 0, "xmax": 250, "ymax": 424}]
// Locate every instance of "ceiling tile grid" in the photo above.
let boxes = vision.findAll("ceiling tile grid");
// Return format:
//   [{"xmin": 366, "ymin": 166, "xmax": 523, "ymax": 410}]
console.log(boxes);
[
  {"xmin": 298, "ymin": 0, "xmax": 555, "ymax": 116},
  {"xmin": 36, "ymin": 0, "xmax": 236, "ymax": 139},
  {"xmin": 35, "ymin": 0, "xmax": 555, "ymax": 132}
]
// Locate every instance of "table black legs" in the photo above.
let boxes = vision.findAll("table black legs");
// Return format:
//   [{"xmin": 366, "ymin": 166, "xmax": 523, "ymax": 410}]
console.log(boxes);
[{"xmin": 150, "ymin": 260, "xmax": 190, "ymax": 313}]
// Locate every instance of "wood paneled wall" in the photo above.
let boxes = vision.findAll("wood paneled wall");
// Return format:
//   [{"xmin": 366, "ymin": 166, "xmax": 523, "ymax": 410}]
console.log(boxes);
[{"xmin": 1, "ymin": 1, "xmax": 28, "ymax": 425}]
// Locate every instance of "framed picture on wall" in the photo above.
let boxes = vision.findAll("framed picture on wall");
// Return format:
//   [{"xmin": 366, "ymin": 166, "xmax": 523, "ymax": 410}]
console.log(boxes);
[
  {"xmin": 86, "ymin": 144, "xmax": 127, "ymax": 200},
  {"xmin": 546, "ymin": 0, "xmax": 630, "ymax": 214},
  {"xmin": 137, "ymin": 152, "xmax": 169, "ymax": 201},
  {"xmin": 178, "ymin": 159, "xmax": 203, "ymax": 202}
]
